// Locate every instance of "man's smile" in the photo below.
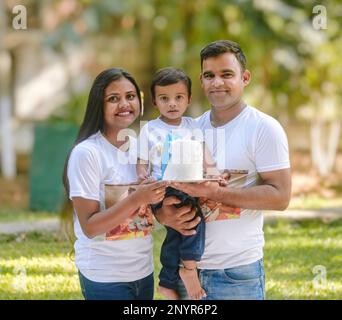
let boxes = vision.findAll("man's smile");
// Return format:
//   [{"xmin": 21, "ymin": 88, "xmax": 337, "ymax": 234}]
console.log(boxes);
[{"xmin": 210, "ymin": 90, "xmax": 228, "ymax": 94}]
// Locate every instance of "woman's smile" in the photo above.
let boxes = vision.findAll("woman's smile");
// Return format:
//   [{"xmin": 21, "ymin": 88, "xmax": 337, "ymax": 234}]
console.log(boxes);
[{"xmin": 115, "ymin": 110, "xmax": 134, "ymax": 117}]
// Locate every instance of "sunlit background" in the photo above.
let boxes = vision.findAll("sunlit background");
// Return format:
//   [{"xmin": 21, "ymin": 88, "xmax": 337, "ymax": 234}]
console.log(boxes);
[{"xmin": 0, "ymin": 0, "xmax": 341, "ymax": 300}]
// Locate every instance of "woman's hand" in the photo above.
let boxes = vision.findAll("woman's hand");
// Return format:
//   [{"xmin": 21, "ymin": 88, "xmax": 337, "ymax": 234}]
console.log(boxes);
[
  {"xmin": 134, "ymin": 180, "xmax": 168, "ymax": 205},
  {"xmin": 154, "ymin": 196, "xmax": 200, "ymax": 236}
]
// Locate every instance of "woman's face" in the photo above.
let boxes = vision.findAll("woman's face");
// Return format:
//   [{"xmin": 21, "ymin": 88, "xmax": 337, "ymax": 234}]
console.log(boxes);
[{"xmin": 103, "ymin": 77, "xmax": 140, "ymax": 130}]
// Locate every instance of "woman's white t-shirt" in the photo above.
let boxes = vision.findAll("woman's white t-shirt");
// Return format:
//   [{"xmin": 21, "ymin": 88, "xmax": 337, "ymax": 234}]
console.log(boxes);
[{"xmin": 67, "ymin": 131, "xmax": 153, "ymax": 282}]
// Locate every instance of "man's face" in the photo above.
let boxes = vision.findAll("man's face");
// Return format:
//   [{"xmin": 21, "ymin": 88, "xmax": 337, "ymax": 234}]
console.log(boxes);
[{"xmin": 200, "ymin": 52, "xmax": 250, "ymax": 111}]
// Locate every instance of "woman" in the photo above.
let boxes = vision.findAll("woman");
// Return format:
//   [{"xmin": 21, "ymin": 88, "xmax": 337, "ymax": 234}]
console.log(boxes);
[{"xmin": 62, "ymin": 68, "xmax": 167, "ymax": 300}]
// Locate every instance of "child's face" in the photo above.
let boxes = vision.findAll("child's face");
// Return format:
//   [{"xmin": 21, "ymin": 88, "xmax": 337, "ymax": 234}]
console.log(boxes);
[{"xmin": 154, "ymin": 82, "xmax": 191, "ymax": 124}]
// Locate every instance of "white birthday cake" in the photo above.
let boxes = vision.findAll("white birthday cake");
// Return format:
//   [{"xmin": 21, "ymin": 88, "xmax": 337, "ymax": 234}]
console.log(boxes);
[{"xmin": 162, "ymin": 139, "xmax": 203, "ymax": 181}]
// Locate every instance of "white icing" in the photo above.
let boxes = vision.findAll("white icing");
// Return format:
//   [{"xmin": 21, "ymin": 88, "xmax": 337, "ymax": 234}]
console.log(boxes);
[{"xmin": 163, "ymin": 140, "xmax": 203, "ymax": 181}]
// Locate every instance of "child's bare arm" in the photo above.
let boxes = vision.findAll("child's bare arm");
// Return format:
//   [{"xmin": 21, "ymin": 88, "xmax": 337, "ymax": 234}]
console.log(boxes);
[
  {"xmin": 202, "ymin": 143, "xmax": 230, "ymax": 186},
  {"xmin": 203, "ymin": 143, "xmax": 220, "ymax": 177},
  {"xmin": 136, "ymin": 158, "xmax": 149, "ymax": 182}
]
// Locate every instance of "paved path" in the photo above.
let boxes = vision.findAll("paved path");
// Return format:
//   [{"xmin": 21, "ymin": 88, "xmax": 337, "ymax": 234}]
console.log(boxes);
[
  {"xmin": 0, "ymin": 209, "xmax": 341, "ymax": 234},
  {"xmin": 264, "ymin": 208, "xmax": 342, "ymax": 221},
  {"xmin": 0, "ymin": 218, "xmax": 60, "ymax": 234}
]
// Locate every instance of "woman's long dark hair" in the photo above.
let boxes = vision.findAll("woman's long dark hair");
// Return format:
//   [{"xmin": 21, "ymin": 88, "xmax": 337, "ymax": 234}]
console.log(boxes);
[{"xmin": 62, "ymin": 68, "xmax": 141, "ymax": 196}]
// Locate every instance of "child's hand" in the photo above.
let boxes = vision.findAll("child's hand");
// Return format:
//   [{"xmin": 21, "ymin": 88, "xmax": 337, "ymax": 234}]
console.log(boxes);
[
  {"xmin": 136, "ymin": 161, "xmax": 149, "ymax": 183},
  {"xmin": 218, "ymin": 170, "xmax": 230, "ymax": 187},
  {"xmin": 139, "ymin": 176, "xmax": 157, "ymax": 185},
  {"xmin": 134, "ymin": 180, "xmax": 168, "ymax": 205},
  {"xmin": 137, "ymin": 173, "xmax": 149, "ymax": 183}
]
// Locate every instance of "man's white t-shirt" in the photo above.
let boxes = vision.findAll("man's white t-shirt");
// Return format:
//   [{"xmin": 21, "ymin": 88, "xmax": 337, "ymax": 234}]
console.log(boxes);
[
  {"xmin": 196, "ymin": 105, "xmax": 290, "ymax": 269},
  {"xmin": 138, "ymin": 117, "xmax": 202, "ymax": 180},
  {"xmin": 67, "ymin": 131, "xmax": 153, "ymax": 282}
]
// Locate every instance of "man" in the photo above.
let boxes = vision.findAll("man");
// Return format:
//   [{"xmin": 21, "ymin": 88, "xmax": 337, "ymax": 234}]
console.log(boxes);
[{"xmin": 155, "ymin": 40, "xmax": 291, "ymax": 300}]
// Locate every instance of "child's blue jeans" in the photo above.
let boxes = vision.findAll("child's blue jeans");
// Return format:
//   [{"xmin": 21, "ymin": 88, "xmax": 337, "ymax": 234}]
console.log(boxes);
[{"xmin": 152, "ymin": 187, "xmax": 205, "ymax": 290}]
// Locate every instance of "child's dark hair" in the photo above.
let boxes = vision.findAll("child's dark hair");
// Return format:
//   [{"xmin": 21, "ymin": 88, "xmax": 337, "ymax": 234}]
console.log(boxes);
[
  {"xmin": 200, "ymin": 40, "xmax": 247, "ymax": 72},
  {"xmin": 150, "ymin": 67, "xmax": 192, "ymax": 101}
]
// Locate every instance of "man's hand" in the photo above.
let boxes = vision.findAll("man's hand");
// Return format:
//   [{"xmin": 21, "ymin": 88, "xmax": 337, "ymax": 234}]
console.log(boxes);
[
  {"xmin": 171, "ymin": 181, "xmax": 220, "ymax": 198},
  {"xmin": 154, "ymin": 196, "xmax": 200, "ymax": 236}
]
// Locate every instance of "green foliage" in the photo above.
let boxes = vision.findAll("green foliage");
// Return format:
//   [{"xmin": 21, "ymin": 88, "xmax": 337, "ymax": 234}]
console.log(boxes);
[
  {"xmin": 39, "ymin": 0, "xmax": 341, "ymax": 121},
  {"xmin": 4, "ymin": 0, "xmax": 342, "ymax": 120},
  {"xmin": 48, "ymin": 93, "xmax": 88, "ymax": 126}
]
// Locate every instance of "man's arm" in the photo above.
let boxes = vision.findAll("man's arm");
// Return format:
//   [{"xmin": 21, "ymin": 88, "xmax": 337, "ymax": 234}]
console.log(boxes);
[{"xmin": 173, "ymin": 168, "xmax": 291, "ymax": 211}]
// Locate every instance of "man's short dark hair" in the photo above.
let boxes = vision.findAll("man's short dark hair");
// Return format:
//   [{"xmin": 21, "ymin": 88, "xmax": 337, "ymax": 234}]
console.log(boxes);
[
  {"xmin": 150, "ymin": 67, "xmax": 192, "ymax": 101},
  {"xmin": 200, "ymin": 40, "xmax": 247, "ymax": 72}
]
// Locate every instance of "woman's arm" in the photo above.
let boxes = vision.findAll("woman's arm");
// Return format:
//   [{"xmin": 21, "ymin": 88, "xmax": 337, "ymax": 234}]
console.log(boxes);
[{"xmin": 72, "ymin": 181, "xmax": 167, "ymax": 238}]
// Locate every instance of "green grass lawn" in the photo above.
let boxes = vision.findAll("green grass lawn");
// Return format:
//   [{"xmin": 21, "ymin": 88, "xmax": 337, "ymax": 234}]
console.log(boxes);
[
  {"xmin": 0, "ymin": 219, "xmax": 341, "ymax": 300},
  {"xmin": 289, "ymin": 195, "xmax": 342, "ymax": 210},
  {"xmin": 0, "ymin": 208, "xmax": 57, "ymax": 223}
]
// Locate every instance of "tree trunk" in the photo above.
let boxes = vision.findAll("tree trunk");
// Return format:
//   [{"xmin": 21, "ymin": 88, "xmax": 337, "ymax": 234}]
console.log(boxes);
[
  {"xmin": 0, "ymin": 3, "xmax": 16, "ymax": 179},
  {"xmin": 310, "ymin": 120, "xmax": 341, "ymax": 177}
]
